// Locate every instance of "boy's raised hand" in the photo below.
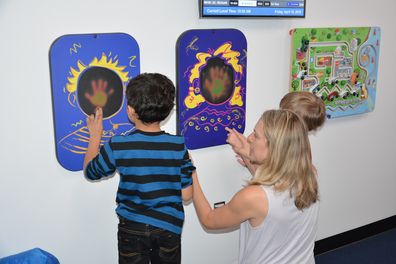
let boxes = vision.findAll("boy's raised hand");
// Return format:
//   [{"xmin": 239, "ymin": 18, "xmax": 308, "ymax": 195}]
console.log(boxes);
[
  {"xmin": 83, "ymin": 107, "xmax": 103, "ymax": 170},
  {"xmin": 86, "ymin": 107, "xmax": 103, "ymax": 140},
  {"xmin": 225, "ymin": 127, "xmax": 250, "ymax": 159}
]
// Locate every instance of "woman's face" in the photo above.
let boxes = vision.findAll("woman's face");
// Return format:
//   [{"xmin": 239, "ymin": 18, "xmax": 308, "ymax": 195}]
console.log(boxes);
[{"xmin": 247, "ymin": 119, "xmax": 268, "ymax": 164}]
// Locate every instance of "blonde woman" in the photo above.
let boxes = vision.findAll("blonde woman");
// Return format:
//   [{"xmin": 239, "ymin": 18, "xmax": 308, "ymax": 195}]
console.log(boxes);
[
  {"xmin": 226, "ymin": 91, "xmax": 326, "ymax": 175},
  {"xmin": 192, "ymin": 109, "xmax": 319, "ymax": 264}
]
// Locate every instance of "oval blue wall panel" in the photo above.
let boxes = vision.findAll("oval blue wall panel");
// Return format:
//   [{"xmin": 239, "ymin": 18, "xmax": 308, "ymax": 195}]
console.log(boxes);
[
  {"xmin": 49, "ymin": 33, "xmax": 140, "ymax": 171},
  {"xmin": 176, "ymin": 29, "xmax": 247, "ymax": 149}
]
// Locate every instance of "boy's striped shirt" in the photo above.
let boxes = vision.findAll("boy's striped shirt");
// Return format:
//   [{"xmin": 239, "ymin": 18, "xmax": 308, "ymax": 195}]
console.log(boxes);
[{"xmin": 85, "ymin": 130, "xmax": 195, "ymax": 234}]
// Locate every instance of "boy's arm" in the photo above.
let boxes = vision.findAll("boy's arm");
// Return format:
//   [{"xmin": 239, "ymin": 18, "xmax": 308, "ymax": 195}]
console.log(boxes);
[
  {"xmin": 83, "ymin": 107, "xmax": 103, "ymax": 170},
  {"xmin": 83, "ymin": 107, "xmax": 116, "ymax": 180},
  {"xmin": 180, "ymin": 149, "xmax": 195, "ymax": 202}
]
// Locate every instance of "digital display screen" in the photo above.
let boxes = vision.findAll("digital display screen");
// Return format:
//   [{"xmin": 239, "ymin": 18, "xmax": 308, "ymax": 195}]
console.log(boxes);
[{"xmin": 200, "ymin": 0, "xmax": 306, "ymax": 18}]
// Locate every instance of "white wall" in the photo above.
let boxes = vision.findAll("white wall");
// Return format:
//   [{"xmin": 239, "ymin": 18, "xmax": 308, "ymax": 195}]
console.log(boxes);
[{"xmin": 1, "ymin": 0, "xmax": 395, "ymax": 263}]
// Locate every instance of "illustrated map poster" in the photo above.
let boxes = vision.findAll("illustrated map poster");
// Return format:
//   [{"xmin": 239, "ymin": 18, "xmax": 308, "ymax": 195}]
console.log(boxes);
[
  {"xmin": 50, "ymin": 33, "xmax": 140, "ymax": 171},
  {"xmin": 290, "ymin": 27, "xmax": 381, "ymax": 118},
  {"xmin": 177, "ymin": 29, "xmax": 247, "ymax": 149}
]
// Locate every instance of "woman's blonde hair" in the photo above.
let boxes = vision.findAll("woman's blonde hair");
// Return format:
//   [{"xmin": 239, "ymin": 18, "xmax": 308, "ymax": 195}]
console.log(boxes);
[{"xmin": 249, "ymin": 109, "xmax": 318, "ymax": 210}]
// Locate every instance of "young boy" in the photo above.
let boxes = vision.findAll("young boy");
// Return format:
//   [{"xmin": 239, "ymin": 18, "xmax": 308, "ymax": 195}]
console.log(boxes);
[
  {"xmin": 226, "ymin": 91, "xmax": 326, "ymax": 174},
  {"xmin": 279, "ymin": 91, "xmax": 326, "ymax": 132},
  {"xmin": 84, "ymin": 73, "xmax": 195, "ymax": 264}
]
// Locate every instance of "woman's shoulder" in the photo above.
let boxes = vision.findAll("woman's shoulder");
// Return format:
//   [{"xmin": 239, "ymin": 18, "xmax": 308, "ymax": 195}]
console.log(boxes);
[
  {"xmin": 236, "ymin": 185, "xmax": 269, "ymax": 224},
  {"xmin": 242, "ymin": 184, "xmax": 267, "ymax": 195},
  {"xmin": 237, "ymin": 185, "xmax": 268, "ymax": 210}
]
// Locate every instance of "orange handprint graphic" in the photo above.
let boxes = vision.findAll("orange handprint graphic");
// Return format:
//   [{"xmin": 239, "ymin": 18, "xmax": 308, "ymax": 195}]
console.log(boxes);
[{"xmin": 85, "ymin": 79, "xmax": 114, "ymax": 108}]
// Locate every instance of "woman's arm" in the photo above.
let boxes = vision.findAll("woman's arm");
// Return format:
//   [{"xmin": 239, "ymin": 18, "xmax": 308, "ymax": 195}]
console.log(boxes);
[
  {"xmin": 192, "ymin": 171, "xmax": 267, "ymax": 230},
  {"xmin": 225, "ymin": 127, "xmax": 259, "ymax": 175},
  {"xmin": 182, "ymin": 185, "xmax": 193, "ymax": 202},
  {"xmin": 241, "ymin": 157, "xmax": 259, "ymax": 176},
  {"xmin": 225, "ymin": 127, "xmax": 250, "ymax": 158}
]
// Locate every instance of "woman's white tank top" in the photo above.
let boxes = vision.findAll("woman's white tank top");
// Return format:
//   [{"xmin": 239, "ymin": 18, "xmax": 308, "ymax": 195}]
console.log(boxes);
[{"xmin": 238, "ymin": 185, "xmax": 319, "ymax": 264}]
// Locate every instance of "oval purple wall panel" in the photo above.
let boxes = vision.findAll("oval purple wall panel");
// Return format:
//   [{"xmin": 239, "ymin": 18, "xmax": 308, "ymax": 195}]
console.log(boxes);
[{"xmin": 176, "ymin": 29, "xmax": 247, "ymax": 149}]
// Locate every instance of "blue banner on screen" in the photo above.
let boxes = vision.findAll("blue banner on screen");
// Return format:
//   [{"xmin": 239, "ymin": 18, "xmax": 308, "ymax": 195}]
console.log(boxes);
[{"xmin": 200, "ymin": 0, "xmax": 305, "ymax": 18}]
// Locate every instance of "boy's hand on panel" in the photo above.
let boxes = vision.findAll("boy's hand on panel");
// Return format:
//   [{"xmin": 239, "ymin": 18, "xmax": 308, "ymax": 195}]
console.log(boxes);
[{"xmin": 87, "ymin": 107, "xmax": 103, "ymax": 140}]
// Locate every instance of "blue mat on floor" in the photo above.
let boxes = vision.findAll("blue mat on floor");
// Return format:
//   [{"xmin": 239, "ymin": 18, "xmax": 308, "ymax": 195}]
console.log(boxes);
[
  {"xmin": 315, "ymin": 228, "xmax": 396, "ymax": 264},
  {"xmin": 0, "ymin": 248, "xmax": 59, "ymax": 264}
]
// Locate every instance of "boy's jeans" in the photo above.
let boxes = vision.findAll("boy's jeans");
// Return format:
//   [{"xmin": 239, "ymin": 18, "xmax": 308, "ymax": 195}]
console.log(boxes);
[{"xmin": 118, "ymin": 217, "xmax": 181, "ymax": 264}]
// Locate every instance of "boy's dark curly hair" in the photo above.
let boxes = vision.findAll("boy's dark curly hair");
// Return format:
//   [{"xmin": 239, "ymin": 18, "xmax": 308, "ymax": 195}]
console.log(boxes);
[{"xmin": 126, "ymin": 73, "xmax": 175, "ymax": 123}]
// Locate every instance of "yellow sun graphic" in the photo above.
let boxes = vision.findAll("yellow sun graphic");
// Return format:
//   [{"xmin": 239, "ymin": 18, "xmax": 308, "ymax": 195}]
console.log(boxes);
[
  {"xmin": 185, "ymin": 43, "xmax": 244, "ymax": 109},
  {"xmin": 65, "ymin": 53, "xmax": 129, "ymax": 107}
]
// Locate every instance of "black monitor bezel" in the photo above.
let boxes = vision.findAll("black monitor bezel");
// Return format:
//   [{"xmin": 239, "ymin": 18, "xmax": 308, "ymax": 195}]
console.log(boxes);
[{"xmin": 199, "ymin": 0, "xmax": 306, "ymax": 18}]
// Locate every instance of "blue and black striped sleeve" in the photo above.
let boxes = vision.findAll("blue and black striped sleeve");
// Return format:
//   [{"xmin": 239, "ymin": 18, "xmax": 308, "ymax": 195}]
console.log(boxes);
[
  {"xmin": 85, "ymin": 140, "xmax": 116, "ymax": 180},
  {"xmin": 180, "ymin": 146, "xmax": 195, "ymax": 188}
]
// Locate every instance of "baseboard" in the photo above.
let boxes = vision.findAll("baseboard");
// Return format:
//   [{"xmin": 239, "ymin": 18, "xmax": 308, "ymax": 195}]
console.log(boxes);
[{"xmin": 314, "ymin": 215, "xmax": 396, "ymax": 255}]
